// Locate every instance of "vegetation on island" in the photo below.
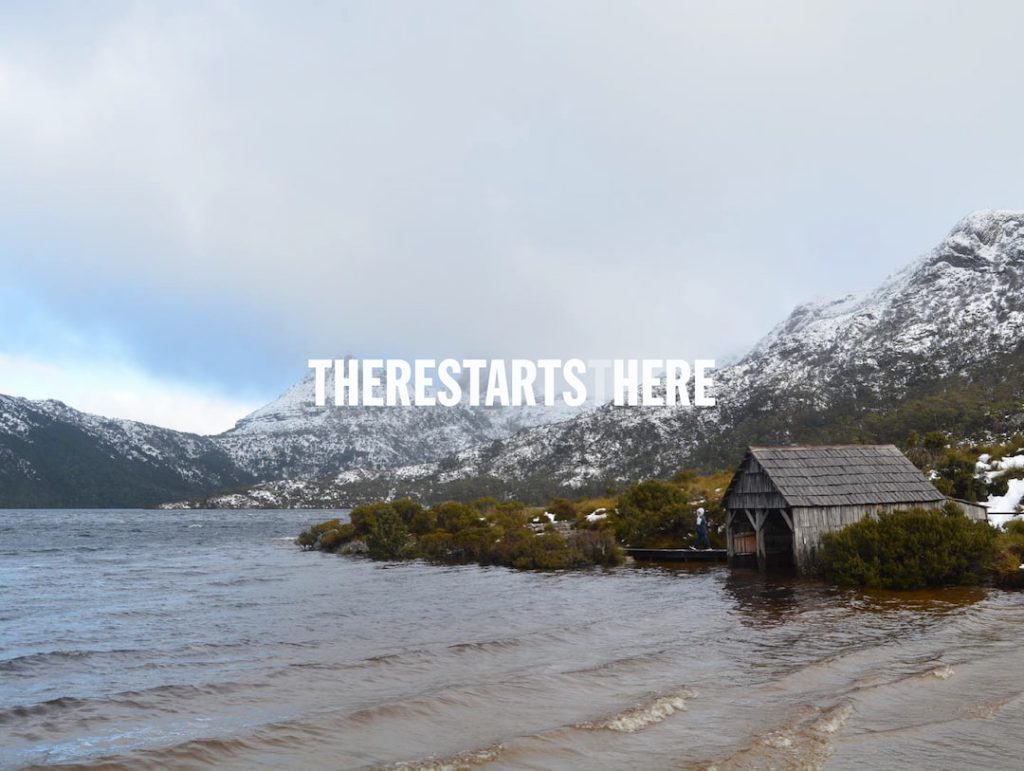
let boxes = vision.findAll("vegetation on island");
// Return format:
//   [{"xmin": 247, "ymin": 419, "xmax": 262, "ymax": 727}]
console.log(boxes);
[
  {"xmin": 818, "ymin": 502, "xmax": 1024, "ymax": 590},
  {"xmin": 991, "ymin": 520, "xmax": 1024, "ymax": 589},
  {"xmin": 297, "ymin": 497, "xmax": 623, "ymax": 570},
  {"xmin": 818, "ymin": 504, "xmax": 997, "ymax": 589},
  {"xmin": 609, "ymin": 470, "xmax": 730, "ymax": 548},
  {"xmin": 296, "ymin": 469, "xmax": 731, "ymax": 570}
]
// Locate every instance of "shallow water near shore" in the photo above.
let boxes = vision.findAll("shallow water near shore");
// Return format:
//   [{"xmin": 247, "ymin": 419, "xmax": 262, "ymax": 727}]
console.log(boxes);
[{"xmin": 1, "ymin": 509, "xmax": 1022, "ymax": 770}]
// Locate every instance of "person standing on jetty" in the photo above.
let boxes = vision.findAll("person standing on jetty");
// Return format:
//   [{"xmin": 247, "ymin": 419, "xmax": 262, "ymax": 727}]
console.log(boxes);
[{"xmin": 695, "ymin": 507, "xmax": 710, "ymax": 549}]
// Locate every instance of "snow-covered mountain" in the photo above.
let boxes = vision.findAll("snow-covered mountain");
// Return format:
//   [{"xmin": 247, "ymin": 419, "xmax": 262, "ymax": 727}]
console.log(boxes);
[
  {"xmin": 723, "ymin": 209, "xmax": 1024, "ymax": 404},
  {"xmin": 0, "ymin": 366, "xmax": 586, "ymax": 507},
  {"xmin": 0, "ymin": 395, "xmax": 252, "ymax": 507},
  {"xmin": 210, "ymin": 368, "xmax": 588, "ymax": 480},
  {"xmin": 185, "ymin": 210, "xmax": 1024, "ymax": 507}
]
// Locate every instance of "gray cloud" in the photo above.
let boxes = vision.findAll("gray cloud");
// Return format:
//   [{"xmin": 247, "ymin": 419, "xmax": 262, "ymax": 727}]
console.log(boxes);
[{"xmin": 2, "ymin": 0, "xmax": 1023, "ymax": 398}]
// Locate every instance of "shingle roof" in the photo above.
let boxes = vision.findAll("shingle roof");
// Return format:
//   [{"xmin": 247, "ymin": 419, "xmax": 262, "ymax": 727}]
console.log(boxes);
[{"xmin": 744, "ymin": 444, "xmax": 946, "ymax": 508}]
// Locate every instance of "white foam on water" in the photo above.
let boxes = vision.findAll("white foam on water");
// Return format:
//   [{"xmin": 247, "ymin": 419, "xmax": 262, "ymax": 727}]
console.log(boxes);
[
  {"xmin": 812, "ymin": 702, "xmax": 855, "ymax": 734},
  {"xmin": 711, "ymin": 701, "xmax": 854, "ymax": 770},
  {"xmin": 388, "ymin": 743, "xmax": 504, "ymax": 770},
  {"xmin": 595, "ymin": 688, "xmax": 698, "ymax": 733},
  {"xmin": 761, "ymin": 732, "xmax": 794, "ymax": 749}
]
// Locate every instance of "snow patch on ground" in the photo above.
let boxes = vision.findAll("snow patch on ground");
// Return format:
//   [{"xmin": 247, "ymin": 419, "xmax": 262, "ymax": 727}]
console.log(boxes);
[{"xmin": 985, "ymin": 479, "xmax": 1024, "ymax": 515}]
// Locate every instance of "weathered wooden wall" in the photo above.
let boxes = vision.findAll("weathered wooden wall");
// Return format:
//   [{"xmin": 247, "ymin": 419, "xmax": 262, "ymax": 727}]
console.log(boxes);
[
  {"xmin": 723, "ymin": 457, "xmax": 787, "ymax": 511},
  {"xmin": 953, "ymin": 500, "xmax": 988, "ymax": 521}
]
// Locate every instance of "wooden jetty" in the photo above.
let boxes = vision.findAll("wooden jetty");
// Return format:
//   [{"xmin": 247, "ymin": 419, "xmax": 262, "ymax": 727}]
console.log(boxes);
[{"xmin": 625, "ymin": 548, "xmax": 727, "ymax": 562}]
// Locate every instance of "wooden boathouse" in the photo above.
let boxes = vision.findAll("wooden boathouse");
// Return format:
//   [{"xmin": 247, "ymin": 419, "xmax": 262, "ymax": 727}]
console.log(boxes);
[{"xmin": 723, "ymin": 444, "xmax": 985, "ymax": 573}]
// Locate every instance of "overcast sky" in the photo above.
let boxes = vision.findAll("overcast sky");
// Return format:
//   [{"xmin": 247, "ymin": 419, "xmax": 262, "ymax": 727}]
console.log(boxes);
[{"xmin": 2, "ymin": 1, "xmax": 1023, "ymax": 433}]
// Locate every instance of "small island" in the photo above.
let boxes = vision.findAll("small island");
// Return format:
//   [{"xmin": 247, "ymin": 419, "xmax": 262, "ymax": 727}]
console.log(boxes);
[{"xmin": 297, "ymin": 469, "xmax": 730, "ymax": 570}]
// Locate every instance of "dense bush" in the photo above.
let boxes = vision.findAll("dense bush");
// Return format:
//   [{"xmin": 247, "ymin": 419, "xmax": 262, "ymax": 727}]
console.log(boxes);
[
  {"xmin": 930, "ymin": 449, "xmax": 990, "ymax": 502},
  {"xmin": 492, "ymin": 529, "xmax": 575, "ymax": 570},
  {"xmin": 611, "ymin": 474, "xmax": 727, "ymax": 548},
  {"xmin": 318, "ymin": 525, "xmax": 354, "ymax": 552},
  {"xmin": 350, "ymin": 499, "xmax": 425, "ymax": 534},
  {"xmin": 365, "ymin": 506, "xmax": 411, "ymax": 560},
  {"xmin": 547, "ymin": 498, "xmax": 578, "ymax": 522},
  {"xmin": 993, "ymin": 519, "xmax": 1024, "ymax": 589},
  {"xmin": 417, "ymin": 521, "xmax": 493, "ymax": 563},
  {"xmin": 613, "ymin": 480, "xmax": 690, "ymax": 546},
  {"xmin": 296, "ymin": 519, "xmax": 355, "ymax": 551},
  {"xmin": 566, "ymin": 528, "xmax": 622, "ymax": 567},
  {"xmin": 298, "ymin": 469, "xmax": 735, "ymax": 569},
  {"xmin": 298, "ymin": 496, "xmax": 622, "ymax": 570},
  {"xmin": 819, "ymin": 507, "xmax": 997, "ymax": 589}
]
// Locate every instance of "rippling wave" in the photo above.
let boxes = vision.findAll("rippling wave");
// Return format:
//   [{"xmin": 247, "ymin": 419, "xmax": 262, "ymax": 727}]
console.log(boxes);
[{"xmin": 3, "ymin": 509, "xmax": 1023, "ymax": 770}]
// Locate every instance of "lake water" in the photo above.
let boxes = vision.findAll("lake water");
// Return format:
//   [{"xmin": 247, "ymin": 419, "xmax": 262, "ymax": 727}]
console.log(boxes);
[{"xmin": 1, "ymin": 509, "xmax": 1022, "ymax": 770}]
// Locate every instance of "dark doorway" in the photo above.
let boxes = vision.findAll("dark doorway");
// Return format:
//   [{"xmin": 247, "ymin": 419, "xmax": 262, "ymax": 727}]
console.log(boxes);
[{"xmin": 762, "ymin": 509, "xmax": 794, "ymax": 571}]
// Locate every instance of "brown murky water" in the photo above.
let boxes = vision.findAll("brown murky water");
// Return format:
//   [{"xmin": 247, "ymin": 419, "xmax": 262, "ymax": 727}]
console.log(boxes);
[{"xmin": 1, "ymin": 510, "xmax": 1022, "ymax": 769}]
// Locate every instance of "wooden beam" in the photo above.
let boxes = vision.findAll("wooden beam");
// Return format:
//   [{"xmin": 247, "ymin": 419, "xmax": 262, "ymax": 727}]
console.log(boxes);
[
  {"xmin": 779, "ymin": 509, "xmax": 793, "ymax": 531},
  {"xmin": 755, "ymin": 508, "xmax": 767, "ymax": 573},
  {"xmin": 725, "ymin": 511, "xmax": 734, "ymax": 559},
  {"xmin": 744, "ymin": 509, "xmax": 757, "ymax": 530}
]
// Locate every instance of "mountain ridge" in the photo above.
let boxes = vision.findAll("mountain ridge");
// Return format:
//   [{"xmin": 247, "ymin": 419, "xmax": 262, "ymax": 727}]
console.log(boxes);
[{"xmin": 0, "ymin": 394, "xmax": 254, "ymax": 507}]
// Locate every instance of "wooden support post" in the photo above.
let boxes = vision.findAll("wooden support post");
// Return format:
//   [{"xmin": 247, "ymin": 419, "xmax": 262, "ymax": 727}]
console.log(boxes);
[
  {"xmin": 755, "ymin": 509, "xmax": 767, "ymax": 572},
  {"xmin": 744, "ymin": 508, "xmax": 757, "ymax": 530},
  {"xmin": 725, "ymin": 510, "xmax": 734, "ymax": 560},
  {"xmin": 779, "ymin": 509, "xmax": 793, "ymax": 531}
]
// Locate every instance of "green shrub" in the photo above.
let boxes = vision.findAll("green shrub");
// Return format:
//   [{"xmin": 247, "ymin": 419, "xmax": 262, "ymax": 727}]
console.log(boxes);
[
  {"xmin": 507, "ymin": 531, "xmax": 573, "ymax": 570},
  {"xmin": 547, "ymin": 498, "xmax": 578, "ymax": 522},
  {"xmin": 390, "ymin": 498, "xmax": 426, "ymax": 525},
  {"xmin": 923, "ymin": 431, "xmax": 948, "ymax": 451},
  {"xmin": 296, "ymin": 527, "xmax": 319, "ymax": 549},
  {"xmin": 415, "ymin": 500, "xmax": 495, "ymax": 563},
  {"xmin": 993, "ymin": 519, "xmax": 1024, "ymax": 588},
  {"xmin": 349, "ymin": 502, "xmax": 389, "ymax": 536},
  {"xmin": 365, "ymin": 506, "xmax": 411, "ymax": 560},
  {"xmin": 318, "ymin": 526, "xmax": 349, "ymax": 551},
  {"xmin": 819, "ymin": 507, "xmax": 997, "ymax": 589},
  {"xmin": 988, "ymin": 475, "xmax": 1010, "ymax": 498},
  {"xmin": 931, "ymin": 449, "xmax": 990, "ymax": 502},
  {"xmin": 614, "ymin": 480, "xmax": 690, "ymax": 546},
  {"xmin": 408, "ymin": 507, "xmax": 438, "ymax": 535},
  {"xmin": 296, "ymin": 519, "xmax": 356, "ymax": 551},
  {"xmin": 299, "ymin": 495, "xmax": 628, "ymax": 572},
  {"xmin": 432, "ymin": 501, "xmax": 484, "ymax": 533},
  {"xmin": 567, "ymin": 529, "xmax": 623, "ymax": 567}
]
